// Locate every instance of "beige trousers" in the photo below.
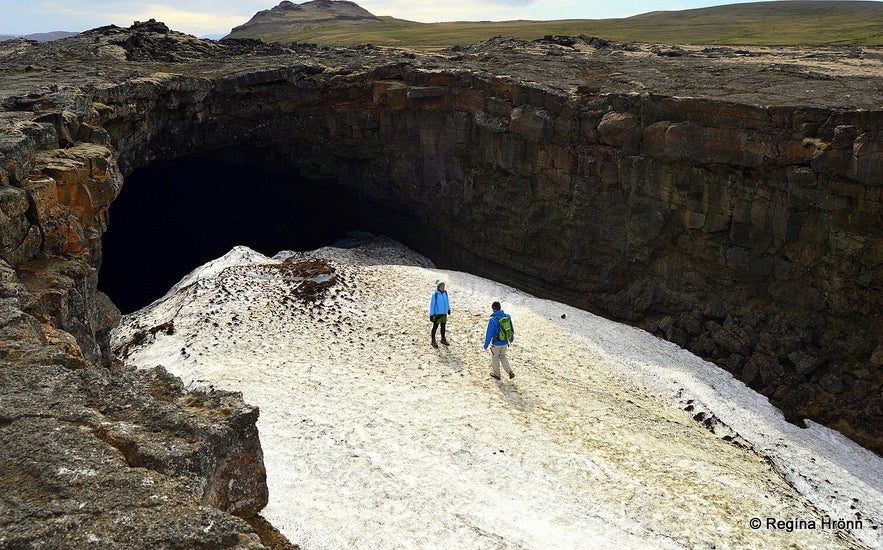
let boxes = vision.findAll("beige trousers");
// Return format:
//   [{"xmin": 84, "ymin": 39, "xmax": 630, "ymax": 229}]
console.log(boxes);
[{"xmin": 490, "ymin": 344, "xmax": 513, "ymax": 377}]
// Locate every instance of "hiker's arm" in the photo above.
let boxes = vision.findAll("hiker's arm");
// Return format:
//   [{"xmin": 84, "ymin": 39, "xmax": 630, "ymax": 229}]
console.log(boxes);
[{"xmin": 483, "ymin": 319, "xmax": 495, "ymax": 349}]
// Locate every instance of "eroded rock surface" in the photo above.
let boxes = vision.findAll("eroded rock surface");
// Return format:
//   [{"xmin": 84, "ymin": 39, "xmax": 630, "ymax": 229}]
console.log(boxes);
[
  {"xmin": 1, "ymin": 253, "xmax": 269, "ymax": 546},
  {"xmin": 1, "ymin": 23, "xmax": 272, "ymax": 549},
  {"xmin": 0, "ymin": 360, "xmax": 268, "ymax": 548},
  {"xmin": 0, "ymin": 20, "xmax": 881, "ymax": 545}
]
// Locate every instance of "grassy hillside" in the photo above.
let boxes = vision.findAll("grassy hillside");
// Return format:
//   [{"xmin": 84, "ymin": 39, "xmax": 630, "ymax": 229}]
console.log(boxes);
[{"xmin": 239, "ymin": 1, "xmax": 883, "ymax": 47}]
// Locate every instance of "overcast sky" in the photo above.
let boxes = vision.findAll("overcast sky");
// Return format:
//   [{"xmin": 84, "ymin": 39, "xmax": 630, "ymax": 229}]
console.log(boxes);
[{"xmin": 2, "ymin": 0, "xmax": 801, "ymax": 37}]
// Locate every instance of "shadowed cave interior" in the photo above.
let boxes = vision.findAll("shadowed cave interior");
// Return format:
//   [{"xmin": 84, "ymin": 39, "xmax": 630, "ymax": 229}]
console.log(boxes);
[
  {"xmin": 93, "ymin": 151, "xmax": 883, "ymax": 458},
  {"xmin": 99, "ymin": 155, "xmax": 403, "ymax": 314}
]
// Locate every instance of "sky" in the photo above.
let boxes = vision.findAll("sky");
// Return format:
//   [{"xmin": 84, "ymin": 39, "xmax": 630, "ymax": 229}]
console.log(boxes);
[{"xmin": 2, "ymin": 0, "xmax": 795, "ymax": 37}]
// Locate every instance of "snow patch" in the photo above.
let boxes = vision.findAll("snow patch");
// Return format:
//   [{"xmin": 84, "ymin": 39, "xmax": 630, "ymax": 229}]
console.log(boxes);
[{"xmin": 113, "ymin": 235, "xmax": 882, "ymax": 549}]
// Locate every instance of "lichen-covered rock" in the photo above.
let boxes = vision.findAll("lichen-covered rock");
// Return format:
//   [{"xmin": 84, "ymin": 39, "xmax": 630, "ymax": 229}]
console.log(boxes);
[
  {"xmin": 0, "ymin": 359, "xmax": 268, "ymax": 548},
  {"xmin": 0, "ymin": 31, "xmax": 274, "ymax": 543}
]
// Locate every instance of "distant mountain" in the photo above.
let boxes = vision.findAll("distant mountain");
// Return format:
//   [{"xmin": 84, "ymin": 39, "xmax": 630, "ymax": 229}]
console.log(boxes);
[
  {"xmin": 224, "ymin": 0, "xmax": 883, "ymax": 47},
  {"xmin": 226, "ymin": 0, "xmax": 379, "ymax": 39},
  {"xmin": 0, "ymin": 31, "xmax": 78, "ymax": 43}
]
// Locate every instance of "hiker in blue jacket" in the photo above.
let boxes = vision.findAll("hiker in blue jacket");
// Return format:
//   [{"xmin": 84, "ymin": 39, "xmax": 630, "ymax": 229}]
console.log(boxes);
[
  {"xmin": 483, "ymin": 301, "xmax": 515, "ymax": 380},
  {"xmin": 429, "ymin": 279, "xmax": 451, "ymax": 348}
]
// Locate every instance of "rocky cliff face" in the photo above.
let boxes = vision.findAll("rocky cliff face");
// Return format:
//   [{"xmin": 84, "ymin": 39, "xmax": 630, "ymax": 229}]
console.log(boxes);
[
  {"xmin": 0, "ymin": 21, "xmax": 881, "ymax": 544},
  {"xmin": 0, "ymin": 24, "xmax": 271, "ymax": 548}
]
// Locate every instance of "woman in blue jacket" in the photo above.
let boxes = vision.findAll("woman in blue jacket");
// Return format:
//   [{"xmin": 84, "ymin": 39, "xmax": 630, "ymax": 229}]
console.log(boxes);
[{"xmin": 429, "ymin": 280, "xmax": 451, "ymax": 347}]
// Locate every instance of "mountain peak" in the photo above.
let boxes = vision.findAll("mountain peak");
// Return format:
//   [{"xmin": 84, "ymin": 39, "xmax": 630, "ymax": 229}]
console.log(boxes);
[
  {"xmin": 227, "ymin": 0, "xmax": 379, "ymax": 39},
  {"xmin": 268, "ymin": 0, "xmax": 376, "ymax": 17}
]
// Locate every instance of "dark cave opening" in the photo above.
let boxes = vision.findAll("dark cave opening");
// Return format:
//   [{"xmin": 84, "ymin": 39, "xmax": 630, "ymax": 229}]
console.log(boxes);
[{"xmin": 99, "ymin": 155, "xmax": 379, "ymax": 314}]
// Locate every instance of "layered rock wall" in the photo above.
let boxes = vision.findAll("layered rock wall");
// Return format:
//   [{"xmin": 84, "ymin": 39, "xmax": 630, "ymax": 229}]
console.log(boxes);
[
  {"xmin": 81, "ymin": 60, "xmax": 881, "ymax": 450},
  {"xmin": 0, "ymin": 77, "xmax": 269, "ymax": 548}
]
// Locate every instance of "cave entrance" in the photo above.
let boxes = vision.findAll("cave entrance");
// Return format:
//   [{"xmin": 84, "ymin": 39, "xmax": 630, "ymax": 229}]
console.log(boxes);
[{"xmin": 99, "ymin": 155, "xmax": 378, "ymax": 313}]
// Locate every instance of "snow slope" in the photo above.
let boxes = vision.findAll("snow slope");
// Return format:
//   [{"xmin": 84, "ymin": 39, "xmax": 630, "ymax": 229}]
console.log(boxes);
[{"xmin": 112, "ymin": 235, "xmax": 882, "ymax": 549}]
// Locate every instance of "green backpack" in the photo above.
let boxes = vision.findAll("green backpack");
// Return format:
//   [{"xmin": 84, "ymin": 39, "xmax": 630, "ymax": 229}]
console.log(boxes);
[{"xmin": 497, "ymin": 314, "xmax": 513, "ymax": 342}]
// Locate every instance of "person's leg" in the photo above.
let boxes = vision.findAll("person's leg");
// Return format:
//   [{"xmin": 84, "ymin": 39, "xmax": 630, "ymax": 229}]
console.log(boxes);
[
  {"xmin": 431, "ymin": 318, "xmax": 439, "ymax": 346},
  {"xmin": 440, "ymin": 322, "xmax": 448, "ymax": 344},
  {"xmin": 490, "ymin": 345, "xmax": 502, "ymax": 378},
  {"xmin": 499, "ymin": 344, "xmax": 514, "ymax": 378}
]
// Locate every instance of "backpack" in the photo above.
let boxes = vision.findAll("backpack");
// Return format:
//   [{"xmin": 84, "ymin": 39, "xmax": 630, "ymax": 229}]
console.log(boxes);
[{"xmin": 497, "ymin": 314, "xmax": 513, "ymax": 342}]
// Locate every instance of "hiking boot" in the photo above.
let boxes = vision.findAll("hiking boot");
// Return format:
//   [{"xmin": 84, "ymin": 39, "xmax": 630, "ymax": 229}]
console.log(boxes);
[
  {"xmin": 431, "ymin": 340, "xmax": 438, "ymax": 348},
  {"xmin": 440, "ymin": 338, "xmax": 449, "ymax": 346},
  {"xmin": 490, "ymin": 372, "xmax": 501, "ymax": 380},
  {"xmin": 508, "ymin": 371, "xmax": 515, "ymax": 379}
]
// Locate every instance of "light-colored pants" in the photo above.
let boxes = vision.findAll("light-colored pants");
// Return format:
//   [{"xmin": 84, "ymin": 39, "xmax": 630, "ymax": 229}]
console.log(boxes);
[{"xmin": 490, "ymin": 344, "xmax": 513, "ymax": 377}]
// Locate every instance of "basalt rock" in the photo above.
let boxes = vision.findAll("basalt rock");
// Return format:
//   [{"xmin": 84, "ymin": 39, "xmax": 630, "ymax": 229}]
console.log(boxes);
[
  {"xmin": 0, "ymin": 26, "xmax": 272, "ymax": 548},
  {"xmin": 0, "ymin": 360, "xmax": 268, "ymax": 548},
  {"xmin": 0, "ymin": 21, "xmax": 881, "ymax": 545}
]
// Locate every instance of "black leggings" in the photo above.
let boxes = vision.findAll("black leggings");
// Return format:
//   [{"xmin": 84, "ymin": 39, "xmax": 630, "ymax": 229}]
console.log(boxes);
[{"xmin": 431, "ymin": 318, "xmax": 446, "ymax": 340}]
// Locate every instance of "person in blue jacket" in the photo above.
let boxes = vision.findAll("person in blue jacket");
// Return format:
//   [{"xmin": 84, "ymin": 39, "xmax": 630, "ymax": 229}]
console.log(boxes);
[
  {"xmin": 429, "ymin": 279, "xmax": 451, "ymax": 347},
  {"xmin": 483, "ymin": 301, "xmax": 515, "ymax": 380}
]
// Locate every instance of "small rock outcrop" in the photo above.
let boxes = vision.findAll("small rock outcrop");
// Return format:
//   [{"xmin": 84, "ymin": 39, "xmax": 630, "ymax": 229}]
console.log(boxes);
[{"xmin": 0, "ymin": 20, "xmax": 881, "ymax": 546}]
